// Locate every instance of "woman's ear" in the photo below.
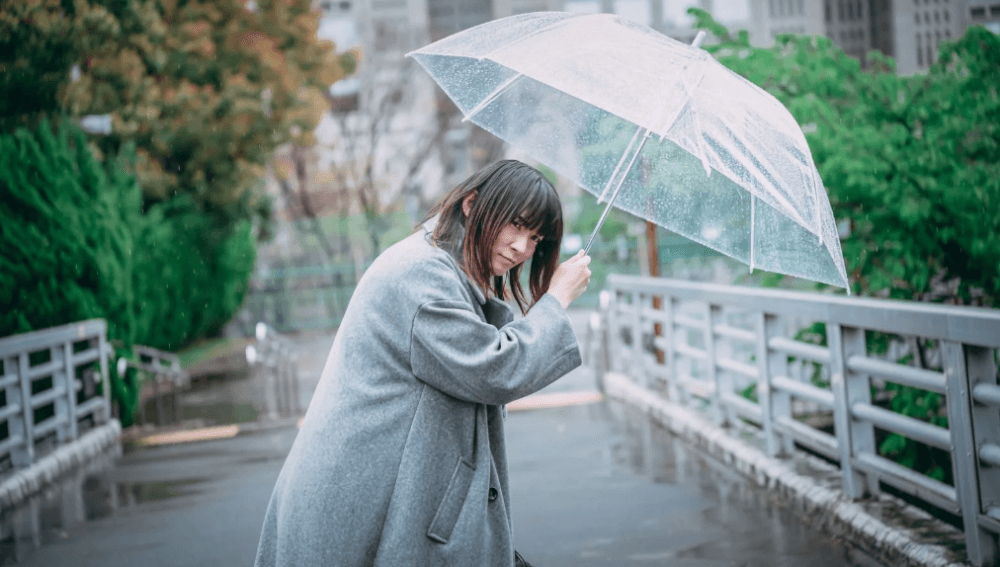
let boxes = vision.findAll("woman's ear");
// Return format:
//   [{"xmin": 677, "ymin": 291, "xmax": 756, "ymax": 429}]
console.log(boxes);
[{"xmin": 461, "ymin": 192, "xmax": 476, "ymax": 218}]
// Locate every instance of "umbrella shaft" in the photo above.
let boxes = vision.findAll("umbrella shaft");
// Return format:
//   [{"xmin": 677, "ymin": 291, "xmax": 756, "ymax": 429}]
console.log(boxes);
[{"xmin": 584, "ymin": 130, "xmax": 650, "ymax": 254}]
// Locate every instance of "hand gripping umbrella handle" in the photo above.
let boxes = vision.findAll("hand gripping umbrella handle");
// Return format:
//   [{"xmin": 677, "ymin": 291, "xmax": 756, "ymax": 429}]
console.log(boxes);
[{"xmin": 582, "ymin": 31, "xmax": 707, "ymax": 256}]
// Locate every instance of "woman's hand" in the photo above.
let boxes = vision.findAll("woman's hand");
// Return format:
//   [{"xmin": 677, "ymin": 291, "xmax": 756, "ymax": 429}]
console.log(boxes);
[{"xmin": 548, "ymin": 250, "xmax": 592, "ymax": 309}]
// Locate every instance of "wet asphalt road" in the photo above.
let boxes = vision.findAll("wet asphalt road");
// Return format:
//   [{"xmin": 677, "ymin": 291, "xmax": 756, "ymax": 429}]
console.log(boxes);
[
  {"xmin": 1, "ymin": 310, "xmax": 864, "ymax": 566},
  {"xmin": 3, "ymin": 400, "xmax": 860, "ymax": 567}
]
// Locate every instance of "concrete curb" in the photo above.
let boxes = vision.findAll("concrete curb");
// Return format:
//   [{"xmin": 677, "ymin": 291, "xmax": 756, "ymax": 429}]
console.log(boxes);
[
  {"xmin": 605, "ymin": 372, "xmax": 971, "ymax": 567},
  {"xmin": 0, "ymin": 420, "xmax": 122, "ymax": 514}
]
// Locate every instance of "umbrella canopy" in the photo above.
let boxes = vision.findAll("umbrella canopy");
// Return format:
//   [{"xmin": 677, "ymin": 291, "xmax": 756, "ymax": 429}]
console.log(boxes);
[{"xmin": 408, "ymin": 12, "xmax": 849, "ymax": 289}]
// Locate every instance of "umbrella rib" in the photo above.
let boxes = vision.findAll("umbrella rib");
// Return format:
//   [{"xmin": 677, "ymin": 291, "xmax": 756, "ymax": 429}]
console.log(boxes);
[
  {"xmin": 750, "ymin": 194, "xmax": 756, "ymax": 272},
  {"xmin": 597, "ymin": 125, "xmax": 644, "ymax": 203},
  {"xmin": 462, "ymin": 73, "xmax": 524, "ymax": 122}
]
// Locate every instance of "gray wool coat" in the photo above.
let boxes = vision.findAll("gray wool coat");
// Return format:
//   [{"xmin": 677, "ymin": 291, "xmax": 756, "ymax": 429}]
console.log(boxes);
[{"xmin": 254, "ymin": 224, "xmax": 582, "ymax": 567}]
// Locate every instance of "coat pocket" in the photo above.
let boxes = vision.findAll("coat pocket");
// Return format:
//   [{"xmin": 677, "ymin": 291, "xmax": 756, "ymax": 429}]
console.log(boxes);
[{"xmin": 426, "ymin": 457, "xmax": 475, "ymax": 544}]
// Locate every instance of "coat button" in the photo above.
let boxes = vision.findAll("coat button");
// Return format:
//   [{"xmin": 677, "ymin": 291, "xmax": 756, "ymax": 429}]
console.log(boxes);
[{"xmin": 488, "ymin": 487, "xmax": 498, "ymax": 502}]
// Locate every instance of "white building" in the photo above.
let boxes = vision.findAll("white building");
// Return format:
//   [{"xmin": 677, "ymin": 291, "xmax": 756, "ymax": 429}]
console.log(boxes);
[{"xmin": 747, "ymin": 0, "xmax": 992, "ymax": 75}]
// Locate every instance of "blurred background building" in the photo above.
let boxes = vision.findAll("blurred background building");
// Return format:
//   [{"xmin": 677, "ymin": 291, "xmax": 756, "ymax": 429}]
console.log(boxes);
[
  {"xmin": 241, "ymin": 0, "xmax": 1000, "ymax": 334},
  {"xmin": 748, "ymin": 0, "xmax": 999, "ymax": 75}
]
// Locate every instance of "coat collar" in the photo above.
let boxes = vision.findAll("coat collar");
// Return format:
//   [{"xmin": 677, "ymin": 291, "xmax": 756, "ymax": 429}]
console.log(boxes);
[{"xmin": 420, "ymin": 217, "xmax": 487, "ymax": 305}]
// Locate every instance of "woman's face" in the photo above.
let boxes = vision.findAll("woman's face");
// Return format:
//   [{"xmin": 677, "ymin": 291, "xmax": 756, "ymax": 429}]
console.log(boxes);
[{"xmin": 491, "ymin": 217, "xmax": 542, "ymax": 276}]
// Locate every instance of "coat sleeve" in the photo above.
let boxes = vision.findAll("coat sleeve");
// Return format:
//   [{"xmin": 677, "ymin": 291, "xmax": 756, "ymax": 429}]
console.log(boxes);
[{"xmin": 409, "ymin": 293, "xmax": 582, "ymax": 406}]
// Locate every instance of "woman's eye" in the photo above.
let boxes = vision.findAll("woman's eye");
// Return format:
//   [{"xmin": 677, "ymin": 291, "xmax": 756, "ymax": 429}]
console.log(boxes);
[
  {"xmin": 511, "ymin": 220, "xmax": 522, "ymax": 228},
  {"xmin": 531, "ymin": 235, "xmax": 543, "ymax": 243}
]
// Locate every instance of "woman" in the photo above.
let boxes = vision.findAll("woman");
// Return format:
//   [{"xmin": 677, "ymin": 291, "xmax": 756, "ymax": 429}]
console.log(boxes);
[{"xmin": 254, "ymin": 160, "xmax": 592, "ymax": 567}]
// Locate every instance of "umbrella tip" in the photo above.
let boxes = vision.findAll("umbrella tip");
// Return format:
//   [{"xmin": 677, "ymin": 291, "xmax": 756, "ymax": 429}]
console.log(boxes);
[{"xmin": 692, "ymin": 31, "xmax": 707, "ymax": 49}]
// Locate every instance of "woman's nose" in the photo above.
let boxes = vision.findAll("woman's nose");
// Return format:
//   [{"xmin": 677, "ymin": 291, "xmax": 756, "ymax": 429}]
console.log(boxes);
[{"xmin": 510, "ymin": 233, "xmax": 528, "ymax": 253}]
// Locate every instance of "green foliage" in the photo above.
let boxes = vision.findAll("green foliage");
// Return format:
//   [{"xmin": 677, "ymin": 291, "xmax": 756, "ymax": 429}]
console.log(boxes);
[
  {"xmin": 0, "ymin": 120, "xmax": 255, "ymax": 422},
  {"xmin": 0, "ymin": 119, "xmax": 138, "ymax": 342},
  {"xmin": 132, "ymin": 199, "xmax": 256, "ymax": 350},
  {"xmin": 1, "ymin": 0, "xmax": 355, "ymax": 216},
  {"xmin": 689, "ymin": 9, "xmax": 1000, "ymax": 305},
  {"xmin": 878, "ymin": 380, "xmax": 950, "ymax": 483},
  {"xmin": 568, "ymin": 194, "xmax": 630, "ymax": 243}
]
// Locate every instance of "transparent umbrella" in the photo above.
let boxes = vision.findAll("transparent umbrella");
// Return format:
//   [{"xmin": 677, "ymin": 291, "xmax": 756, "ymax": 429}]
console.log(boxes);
[{"xmin": 408, "ymin": 12, "xmax": 849, "ymax": 289}]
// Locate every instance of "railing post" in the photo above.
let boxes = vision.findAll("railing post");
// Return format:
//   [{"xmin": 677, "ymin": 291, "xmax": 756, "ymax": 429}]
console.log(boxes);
[
  {"xmin": 172, "ymin": 358, "xmax": 183, "ymax": 423},
  {"xmin": 756, "ymin": 312, "xmax": 791, "ymax": 457},
  {"xmin": 291, "ymin": 352, "xmax": 302, "ymax": 414},
  {"xmin": 944, "ymin": 341, "xmax": 997, "ymax": 566},
  {"xmin": 48, "ymin": 345, "xmax": 72, "ymax": 444},
  {"xmin": 706, "ymin": 304, "xmax": 729, "ymax": 426},
  {"xmin": 663, "ymin": 296, "xmax": 679, "ymax": 403},
  {"xmin": 829, "ymin": 323, "xmax": 876, "ymax": 498},
  {"xmin": 16, "ymin": 353, "xmax": 35, "ymax": 468},
  {"xmin": 633, "ymin": 291, "xmax": 648, "ymax": 388},
  {"xmin": 154, "ymin": 371, "xmax": 165, "ymax": 425},
  {"xmin": 97, "ymin": 331, "xmax": 111, "ymax": 424},
  {"xmin": 606, "ymin": 288, "xmax": 621, "ymax": 374},
  {"xmin": 5, "ymin": 356, "xmax": 30, "ymax": 468},
  {"xmin": 60, "ymin": 343, "xmax": 80, "ymax": 440}
]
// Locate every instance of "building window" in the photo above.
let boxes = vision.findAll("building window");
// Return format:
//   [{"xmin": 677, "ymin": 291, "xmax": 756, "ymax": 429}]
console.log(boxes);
[
  {"xmin": 992, "ymin": 5, "xmax": 1000, "ymax": 16},
  {"xmin": 826, "ymin": 0, "xmax": 832, "ymax": 21},
  {"xmin": 945, "ymin": 28, "xmax": 950, "ymax": 38},
  {"xmin": 769, "ymin": 0, "xmax": 775, "ymax": 17},
  {"xmin": 926, "ymin": 31, "xmax": 933, "ymax": 64},
  {"xmin": 847, "ymin": 0, "xmax": 853, "ymax": 18},
  {"xmin": 798, "ymin": 0, "xmax": 804, "ymax": 16},
  {"xmin": 971, "ymin": 7, "xmax": 985, "ymax": 18},
  {"xmin": 944, "ymin": 10, "xmax": 949, "ymax": 21},
  {"xmin": 916, "ymin": 34, "xmax": 923, "ymax": 66},
  {"xmin": 857, "ymin": 0, "xmax": 863, "ymax": 18},
  {"xmin": 838, "ymin": 0, "xmax": 844, "ymax": 20}
]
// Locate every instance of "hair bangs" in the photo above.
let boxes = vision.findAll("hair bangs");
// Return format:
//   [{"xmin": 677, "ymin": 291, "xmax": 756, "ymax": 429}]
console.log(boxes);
[
  {"xmin": 422, "ymin": 159, "xmax": 564, "ymax": 314},
  {"xmin": 517, "ymin": 178, "xmax": 562, "ymax": 242}
]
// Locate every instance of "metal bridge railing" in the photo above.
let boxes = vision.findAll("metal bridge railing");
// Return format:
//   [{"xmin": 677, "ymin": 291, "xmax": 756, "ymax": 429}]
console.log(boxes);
[
  {"xmin": 245, "ymin": 322, "xmax": 301, "ymax": 420},
  {"xmin": 0, "ymin": 320, "xmax": 113, "ymax": 473},
  {"xmin": 116, "ymin": 345, "xmax": 189, "ymax": 426},
  {"xmin": 599, "ymin": 274, "xmax": 1000, "ymax": 566}
]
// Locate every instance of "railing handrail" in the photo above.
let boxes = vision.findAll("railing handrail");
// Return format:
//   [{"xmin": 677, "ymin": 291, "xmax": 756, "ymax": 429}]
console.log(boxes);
[
  {"xmin": 246, "ymin": 322, "xmax": 301, "ymax": 419},
  {"xmin": 123, "ymin": 345, "xmax": 188, "ymax": 385},
  {"xmin": 600, "ymin": 276, "xmax": 1000, "ymax": 566},
  {"xmin": 0, "ymin": 319, "xmax": 113, "ymax": 473},
  {"xmin": 0, "ymin": 319, "xmax": 109, "ymax": 358},
  {"xmin": 608, "ymin": 274, "xmax": 1000, "ymax": 347}
]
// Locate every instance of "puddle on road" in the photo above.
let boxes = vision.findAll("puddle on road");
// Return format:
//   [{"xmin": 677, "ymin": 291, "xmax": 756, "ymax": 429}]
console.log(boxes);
[
  {"xmin": 601, "ymin": 400, "xmax": 886, "ymax": 567},
  {"xmin": 0, "ymin": 453, "xmax": 208, "ymax": 565}
]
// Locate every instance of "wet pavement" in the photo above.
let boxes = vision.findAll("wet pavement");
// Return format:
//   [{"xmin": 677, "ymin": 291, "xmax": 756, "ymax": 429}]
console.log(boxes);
[
  {"xmin": 0, "ymin": 402, "xmax": 868, "ymax": 567},
  {"xmin": 508, "ymin": 401, "xmax": 864, "ymax": 566},
  {"xmin": 0, "ymin": 310, "xmax": 875, "ymax": 566}
]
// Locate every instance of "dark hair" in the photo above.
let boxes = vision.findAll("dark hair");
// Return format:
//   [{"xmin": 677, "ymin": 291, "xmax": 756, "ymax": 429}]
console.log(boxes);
[{"xmin": 422, "ymin": 160, "xmax": 563, "ymax": 314}]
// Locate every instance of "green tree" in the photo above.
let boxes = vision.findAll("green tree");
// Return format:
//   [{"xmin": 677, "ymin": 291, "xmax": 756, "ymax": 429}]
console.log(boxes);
[
  {"xmin": 1, "ymin": 0, "xmax": 357, "ymax": 351},
  {"xmin": 687, "ymin": 9, "xmax": 999, "ymax": 480},
  {"xmin": 0, "ymin": 119, "xmax": 138, "ymax": 342},
  {"xmin": 2, "ymin": 0, "xmax": 355, "ymax": 213},
  {"xmin": 689, "ymin": 9, "xmax": 1000, "ymax": 305}
]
